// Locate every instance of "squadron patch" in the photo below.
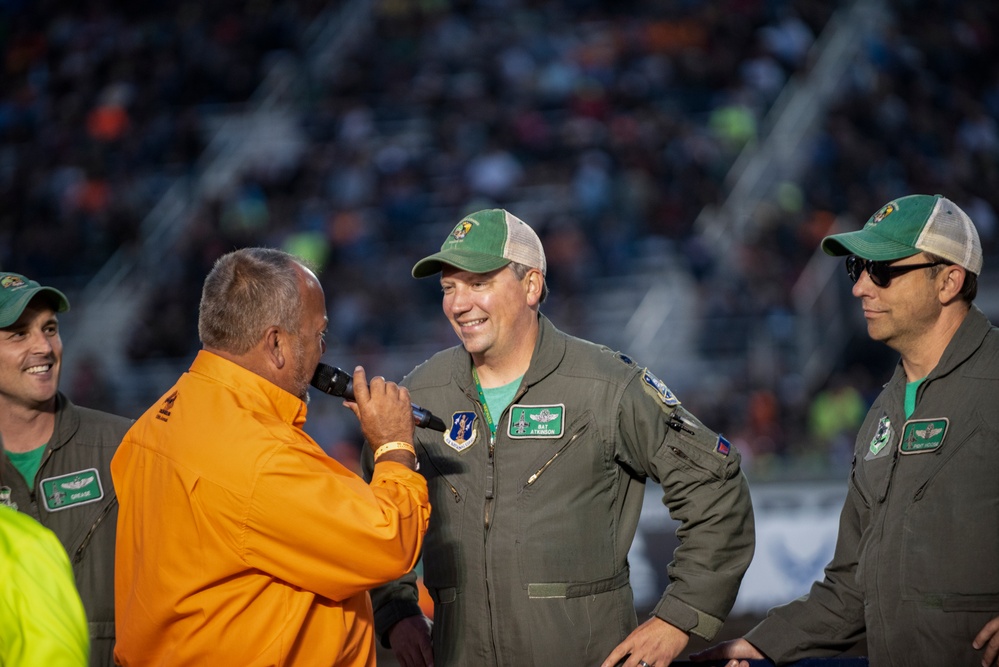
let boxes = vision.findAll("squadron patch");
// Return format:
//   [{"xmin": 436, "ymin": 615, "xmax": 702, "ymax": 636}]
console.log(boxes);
[
  {"xmin": 899, "ymin": 418, "xmax": 948, "ymax": 455},
  {"xmin": 508, "ymin": 404, "xmax": 565, "ymax": 439},
  {"xmin": 40, "ymin": 468, "xmax": 104, "ymax": 512},
  {"xmin": 866, "ymin": 415, "xmax": 893, "ymax": 460},
  {"xmin": 444, "ymin": 412, "xmax": 478, "ymax": 452},
  {"xmin": 643, "ymin": 369, "xmax": 680, "ymax": 406},
  {"xmin": 0, "ymin": 486, "xmax": 17, "ymax": 510}
]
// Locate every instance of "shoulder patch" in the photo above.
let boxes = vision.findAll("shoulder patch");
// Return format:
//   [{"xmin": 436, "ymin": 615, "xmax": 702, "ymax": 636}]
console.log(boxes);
[{"xmin": 642, "ymin": 369, "xmax": 680, "ymax": 406}]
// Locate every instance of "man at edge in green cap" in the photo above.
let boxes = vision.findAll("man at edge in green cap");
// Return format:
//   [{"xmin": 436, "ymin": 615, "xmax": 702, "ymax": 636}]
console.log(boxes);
[
  {"xmin": 693, "ymin": 194, "xmax": 999, "ymax": 666},
  {"xmin": 363, "ymin": 209, "xmax": 756, "ymax": 667},
  {"xmin": 0, "ymin": 272, "xmax": 132, "ymax": 667}
]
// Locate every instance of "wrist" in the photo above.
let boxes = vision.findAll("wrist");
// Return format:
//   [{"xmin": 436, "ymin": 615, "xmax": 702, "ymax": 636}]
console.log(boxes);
[{"xmin": 374, "ymin": 441, "xmax": 416, "ymax": 460}]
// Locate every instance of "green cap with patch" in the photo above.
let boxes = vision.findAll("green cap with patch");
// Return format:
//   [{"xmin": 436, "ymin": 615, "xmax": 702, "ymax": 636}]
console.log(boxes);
[
  {"xmin": 821, "ymin": 194, "xmax": 983, "ymax": 274},
  {"xmin": 0, "ymin": 273, "xmax": 70, "ymax": 327},
  {"xmin": 412, "ymin": 209, "xmax": 547, "ymax": 278}
]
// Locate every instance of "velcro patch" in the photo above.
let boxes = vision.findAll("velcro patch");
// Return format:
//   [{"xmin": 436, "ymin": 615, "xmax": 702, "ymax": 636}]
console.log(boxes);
[
  {"xmin": 867, "ymin": 415, "xmax": 893, "ymax": 460},
  {"xmin": 508, "ymin": 404, "xmax": 565, "ymax": 438},
  {"xmin": 40, "ymin": 468, "xmax": 104, "ymax": 512},
  {"xmin": 899, "ymin": 418, "xmax": 948, "ymax": 455}
]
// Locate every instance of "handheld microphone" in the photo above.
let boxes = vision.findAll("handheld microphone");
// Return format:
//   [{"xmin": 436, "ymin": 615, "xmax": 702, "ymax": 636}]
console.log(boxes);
[{"xmin": 310, "ymin": 363, "xmax": 447, "ymax": 432}]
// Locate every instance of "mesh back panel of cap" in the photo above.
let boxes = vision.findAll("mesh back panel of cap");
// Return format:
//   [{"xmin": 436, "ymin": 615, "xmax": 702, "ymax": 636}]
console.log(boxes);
[
  {"xmin": 503, "ymin": 211, "xmax": 547, "ymax": 275},
  {"xmin": 916, "ymin": 197, "xmax": 983, "ymax": 274}
]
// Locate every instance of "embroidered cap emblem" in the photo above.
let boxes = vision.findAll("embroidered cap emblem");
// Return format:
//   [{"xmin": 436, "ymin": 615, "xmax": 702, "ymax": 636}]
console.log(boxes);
[
  {"xmin": 870, "ymin": 202, "xmax": 898, "ymax": 226},
  {"xmin": 451, "ymin": 221, "xmax": 473, "ymax": 241}
]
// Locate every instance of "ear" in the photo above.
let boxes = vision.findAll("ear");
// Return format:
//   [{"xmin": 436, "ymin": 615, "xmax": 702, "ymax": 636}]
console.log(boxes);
[
  {"xmin": 524, "ymin": 268, "xmax": 543, "ymax": 306},
  {"xmin": 937, "ymin": 265, "xmax": 966, "ymax": 304},
  {"xmin": 263, "ymin": 325, "xmax": 287, "ymax": 370}
]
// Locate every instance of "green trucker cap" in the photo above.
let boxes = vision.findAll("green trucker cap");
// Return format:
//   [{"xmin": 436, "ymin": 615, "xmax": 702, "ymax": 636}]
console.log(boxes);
[
  {"xmin": 0, "ymin": 273, "xmax": 70, "ymax": 327},
  {"xmin": 821, "ymin": 194, "xmax": 983, "ymax": 274},
  {"xmin": 412, "ymin": 209, "xmax": 547, "ymax": 278}
]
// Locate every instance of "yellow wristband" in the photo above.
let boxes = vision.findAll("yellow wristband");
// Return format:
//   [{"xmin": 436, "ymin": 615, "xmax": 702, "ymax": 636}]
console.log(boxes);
[{"xmin": 374, "ymin": 441, "xmax": 416, "ymax": 461}]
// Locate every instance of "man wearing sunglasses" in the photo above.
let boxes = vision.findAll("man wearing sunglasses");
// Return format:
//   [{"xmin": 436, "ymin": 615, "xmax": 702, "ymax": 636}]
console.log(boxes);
[{"xmin": 694, "ymin": 194, "xmax": 999, "ymax": 666}]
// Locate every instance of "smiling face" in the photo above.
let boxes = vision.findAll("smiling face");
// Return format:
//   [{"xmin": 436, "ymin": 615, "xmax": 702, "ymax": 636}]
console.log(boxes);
[
  {"xmin": 440, "ymin": 264, "xmax": 541, "ymax": 371},
  {"xmin": 0, "ymin": 297, "xmax": 62, "ymax": 412}
]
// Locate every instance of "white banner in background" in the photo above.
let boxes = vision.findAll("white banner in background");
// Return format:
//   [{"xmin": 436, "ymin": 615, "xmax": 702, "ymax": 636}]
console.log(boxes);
[{"xmin": 630, "ymin": 480, "xmax": 846, "ymax": 615}]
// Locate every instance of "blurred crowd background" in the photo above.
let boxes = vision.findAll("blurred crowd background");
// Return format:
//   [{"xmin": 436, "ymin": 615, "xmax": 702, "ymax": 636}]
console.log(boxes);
[{"xmin": 3, "ymin": 0, "xmax": 999, "ymax": 485}]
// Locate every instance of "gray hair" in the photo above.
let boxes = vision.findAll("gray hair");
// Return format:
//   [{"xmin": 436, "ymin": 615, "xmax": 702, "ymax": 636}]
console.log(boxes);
[
  {"xmin": 509, "ymin": 261, "xmax": 549, "ymax": 304},
  {"xmin": 198, "ymin": 248, "xmax": 304, "ymax": 354}
]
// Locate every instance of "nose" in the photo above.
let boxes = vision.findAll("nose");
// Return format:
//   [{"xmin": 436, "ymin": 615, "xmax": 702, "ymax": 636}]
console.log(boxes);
[
  {"xmin": 851, "ymin": 268, "xmax": 877, "ymax": 298},
  {"xmin": 29, "ymin": 328, "xmax": 56, "ymax": 353},
  {"xmin": 445, "ymin": 285, "xmax": 471, "ymax": 314}
]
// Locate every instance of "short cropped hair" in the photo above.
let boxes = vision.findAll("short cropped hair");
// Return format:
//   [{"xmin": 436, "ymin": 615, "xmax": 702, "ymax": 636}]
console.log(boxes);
[
  {"xmin": 926, "ymin": 252, "xmax": 978, "ymax": 303},
  {"xmin": 198, "ymin": 248, "xmax": 303, "ymax": 355},
  {"xmin": 509, "ymin": 261, "xmax": 549, "ymax": 304}
]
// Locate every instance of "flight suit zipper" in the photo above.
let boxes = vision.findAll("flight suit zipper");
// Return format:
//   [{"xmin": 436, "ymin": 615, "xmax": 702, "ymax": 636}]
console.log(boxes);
[{"xmin": 524, "ymin": 425, "xmax": 588, "ymax": 487}]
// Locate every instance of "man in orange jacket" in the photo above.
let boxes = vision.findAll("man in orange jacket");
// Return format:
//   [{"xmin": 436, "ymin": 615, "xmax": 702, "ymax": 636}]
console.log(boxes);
[{"xmin": 112, "ymin": 247, "xmax": 430, "ymax": 666}]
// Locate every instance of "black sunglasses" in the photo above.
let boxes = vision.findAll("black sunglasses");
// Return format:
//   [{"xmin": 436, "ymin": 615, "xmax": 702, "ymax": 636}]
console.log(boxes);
[{"xmin": 845, "ymin": 255, "xmax": 949, "ymax": 288}]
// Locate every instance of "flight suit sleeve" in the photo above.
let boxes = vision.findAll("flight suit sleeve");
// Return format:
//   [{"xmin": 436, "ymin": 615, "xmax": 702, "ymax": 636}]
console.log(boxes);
[
  {"xmin": 743, "ymin": 469, "xmax": 867, "ymax": 662},
  {"xmin": 618, "ymin": 369, "xmax": 755, "ymax": 640}
]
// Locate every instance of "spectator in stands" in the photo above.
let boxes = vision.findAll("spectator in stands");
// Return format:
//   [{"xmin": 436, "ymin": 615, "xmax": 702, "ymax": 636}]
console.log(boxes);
[
  {"xmin": 112, "ymin": 247, "xmax": 430, "ymax": 666},
  {"xmin": 0, "ymin": 272, "xmax": 131, "ymax": 667},
  {"xmin": 693, "ymin": 194, "xmax": 999, "ymax": 665},
  {"xmin": 0, "ymin": 505, "xmax": 89, "ymax": 666},
  {"xmin": 366, "ymin": 209, "xmax": 755, "ymax": 667}
]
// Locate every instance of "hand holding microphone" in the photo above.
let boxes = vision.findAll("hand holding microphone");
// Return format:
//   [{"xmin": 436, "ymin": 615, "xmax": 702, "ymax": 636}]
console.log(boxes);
[{"xmin": 311, "ymin": 363, "xmax": 447, "ymax": 432}]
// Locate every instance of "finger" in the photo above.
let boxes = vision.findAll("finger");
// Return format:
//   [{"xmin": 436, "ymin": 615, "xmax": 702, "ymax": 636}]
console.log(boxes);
[
  {"xmin": 351, "ymin": 366, "xmax": 369, "ymax": 402},
  {"xmin": 599, "ymin": 644, "xmax": 629, "ymax": 667},
  {"xmin": 420, "ymin": 636, "xmax": 435, "ymax": 666}
]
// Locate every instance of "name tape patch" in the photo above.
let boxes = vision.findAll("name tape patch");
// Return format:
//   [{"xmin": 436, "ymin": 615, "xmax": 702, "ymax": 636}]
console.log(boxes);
[
  {"xmin": 508, "ymin": 404, "xmax": 565, "ymax": 439},
  {"xmin": 899, "ymin": 418, "xmax": 948, "ymax": 455},
  {"xmin": 40, "ymin": 468, "xmax": 104, "ymax": 512}
]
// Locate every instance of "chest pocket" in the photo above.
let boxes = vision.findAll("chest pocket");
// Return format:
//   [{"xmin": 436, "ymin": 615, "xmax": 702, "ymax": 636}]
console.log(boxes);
[
  {"xmin": 899, "ymin": 412, "xmax": 999, "ymax": 600},
  {"xmin": 418, "ymin": 444, "xmax": 469, "ymax": 590},
  {"xmin": 515, "ymin": 411, "xmax": 618, "ymax": 582}
]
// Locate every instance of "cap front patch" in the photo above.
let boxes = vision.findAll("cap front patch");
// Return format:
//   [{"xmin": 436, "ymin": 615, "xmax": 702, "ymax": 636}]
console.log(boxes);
[
  {"xmin": 40, "ymin": 468, "xmax": 105, "ymax": 512},
  {"xmin": 899, "ymin": 418, "xmax": 948, "ymax": 455},
  {"xmin": 0, "ymin": 275, "xmax": 26, "ymax": 289},
  {"xmin": 451, "ymin": 220, "xmax": 472, "ymax": 241},
  {"xmin": 870, "ymin": 201, "xmax": 898, "ymax": 226},
  {"xmin": 508, "ymin": 404, "xmax": 564, "ymax": 438}
]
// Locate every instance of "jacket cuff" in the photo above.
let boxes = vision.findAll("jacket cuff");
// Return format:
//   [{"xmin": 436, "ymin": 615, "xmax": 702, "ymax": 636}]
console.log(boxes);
[
  {"xmin": 651, "ymin": 595, "xmax": 724, "ymax": 641},
  {"xmin": 374, "ymin": 599, "xmax": 424, "ymax": 649},
  {"xmin": 743, "ymin": 614, "xmax": 806, "ymax": 663}
]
